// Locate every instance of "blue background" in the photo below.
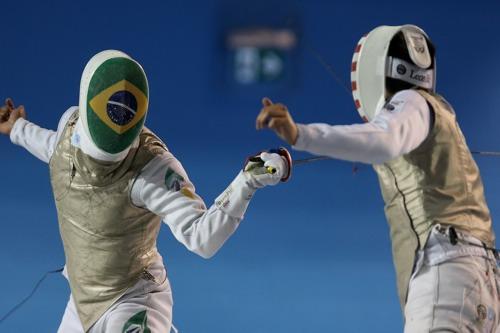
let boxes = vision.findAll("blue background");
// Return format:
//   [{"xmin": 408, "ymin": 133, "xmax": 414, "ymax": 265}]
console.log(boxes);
[{"xmin": 1, "ymin": 0, "xmax": 500, "ymax": 332}]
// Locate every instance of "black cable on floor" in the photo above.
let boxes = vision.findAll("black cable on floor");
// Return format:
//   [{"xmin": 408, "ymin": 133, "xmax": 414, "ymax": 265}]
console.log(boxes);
[{"xmin": 0, "ymin": 267, "xmax": 64, "ymax": 324}]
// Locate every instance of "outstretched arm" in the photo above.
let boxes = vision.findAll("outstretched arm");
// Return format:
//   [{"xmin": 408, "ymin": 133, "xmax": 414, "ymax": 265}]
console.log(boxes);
[
  {"xmin": 132, "ymin": 150, "xmax": 290, "ymax": 258},
  {"xmin": 256, "ymin": 90, "xmax": 431, "ymax": 164},
  {"xmin": 2, "ymin": 98, "xmax": 75, "ymax": 163}
]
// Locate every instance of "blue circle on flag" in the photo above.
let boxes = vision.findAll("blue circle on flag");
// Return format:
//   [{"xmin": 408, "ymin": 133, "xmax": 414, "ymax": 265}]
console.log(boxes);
[{"xmin": 107, "ymin": 90, "xmax": 138, "ymax": 126}]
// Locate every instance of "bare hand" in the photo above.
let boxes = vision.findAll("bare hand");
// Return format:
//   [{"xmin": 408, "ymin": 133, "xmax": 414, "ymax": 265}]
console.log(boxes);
[
  {"xmin": 0, "ymin": 98, "xmax": 26, "ymax": 136},
  {"xmin": 256, "ymin": 97, "xmax": 298, "ymax": 145}
]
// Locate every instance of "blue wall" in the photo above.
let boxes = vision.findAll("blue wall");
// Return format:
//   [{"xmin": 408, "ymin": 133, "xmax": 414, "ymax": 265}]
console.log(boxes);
[{"xmin": 1, "ymin": 0, "xmax": 500, "ymax": 331}]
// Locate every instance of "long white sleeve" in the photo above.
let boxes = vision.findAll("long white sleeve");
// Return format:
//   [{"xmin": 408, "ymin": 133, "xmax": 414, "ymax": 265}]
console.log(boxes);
[
  {"xmin": 9, "ymin": 107, "xmax": 77, "ymax": 163},
  {"xmin": 293, "ymin": 90, "xmax": 431, "ymax": 164},
  {"xmin": 131, "ymin": 153, "xmax": 248, "ymax": 259}
]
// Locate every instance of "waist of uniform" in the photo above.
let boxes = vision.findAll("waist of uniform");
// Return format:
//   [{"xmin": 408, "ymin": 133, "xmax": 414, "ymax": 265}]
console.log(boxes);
[{"xmin": 422, "ymin": 224, "xmax": 497, "ymax": 266}]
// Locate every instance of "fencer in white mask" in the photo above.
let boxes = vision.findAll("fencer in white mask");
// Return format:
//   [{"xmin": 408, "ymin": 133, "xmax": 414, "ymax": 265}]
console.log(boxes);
[
  {"xmin": 256, "ymin": 25, "xmax": 499, "ymax": 332},
  {"xmin": 0, "ymin": 50, "xmax": 291, "ymax": 333}
]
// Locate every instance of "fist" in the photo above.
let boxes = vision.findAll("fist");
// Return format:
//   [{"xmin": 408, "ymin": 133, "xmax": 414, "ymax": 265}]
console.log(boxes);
[
  {"xmin": 256, "ymin": 97, "xmax": 298, "ymax": 145},
  {"xmin": 0, "ymin": 98, "xmax": 26, "ymax": 136},
  {"xmin": 243, "ymin": 148, "xmax": 292, "ymax": 188}
]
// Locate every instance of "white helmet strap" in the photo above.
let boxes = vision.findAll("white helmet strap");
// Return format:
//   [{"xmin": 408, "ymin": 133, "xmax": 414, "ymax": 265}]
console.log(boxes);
[{"xmin": 386, "ymin": 57, "xmax": 434, "ymax": 89}]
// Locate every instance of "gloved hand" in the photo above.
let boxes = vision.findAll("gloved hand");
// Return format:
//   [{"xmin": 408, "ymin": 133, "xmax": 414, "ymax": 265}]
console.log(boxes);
[
  {"xmin": 214, "ymin": 148, "xmax": 292, "ymax": 219},
  {"xmin": 243, "ymin": 148, "xmax": 292, "ymax": 188}
]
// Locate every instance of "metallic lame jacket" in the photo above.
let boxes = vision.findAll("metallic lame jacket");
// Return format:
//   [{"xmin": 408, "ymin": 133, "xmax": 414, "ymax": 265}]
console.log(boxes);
[
  {"xmin": 49, "ymin": 112, "xmax": 167, "ymax": 332},
  {"xmin": 373, "ymin": 89, "xmax": 494, "ymax": 310}
]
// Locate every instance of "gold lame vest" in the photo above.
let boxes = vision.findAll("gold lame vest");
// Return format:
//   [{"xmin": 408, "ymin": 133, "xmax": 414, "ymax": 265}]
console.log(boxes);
[
  {"xmin": 49, "ymin": 111, "xmax": 167, "ymax": 332},
  {"xmin": 373, "ymin": 90, "xmax": 494, "ymax": 310}
]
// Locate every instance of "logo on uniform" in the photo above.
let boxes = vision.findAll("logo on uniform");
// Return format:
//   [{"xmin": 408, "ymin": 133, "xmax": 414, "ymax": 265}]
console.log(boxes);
[
  {"xmin": 122, "ymin": 310, "xmax": 151, "ymax": 333},
  {"xmin": 165, "ymin": 169, "xmax": 196, "ymax": 199},
  {"xmin": 410, "ymin": 35, "xmax": 426, "ymax": 54},
  {"xmin": 396, "ymin": 64, "xmax": 407, "ymax": 75},
  {"xmin": 477, "ymin": 304, "xmax": 487, "ymax": 322},
  {"xmin": 384, "ymin": 103, "xmax": 395, "ymax": 111},
  {"xmin": 165, "ymin": 169, "xmax": 186, "ymax": 192}
]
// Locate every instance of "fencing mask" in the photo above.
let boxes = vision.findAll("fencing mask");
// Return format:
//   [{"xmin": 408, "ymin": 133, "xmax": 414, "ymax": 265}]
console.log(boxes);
[
  {"xmin": 350, "ymin": 25, "xmax": 435, "ymax": 121},
  {"xmin": 79, "ymin": 50, "xmax": 149, "ymax": 156}
]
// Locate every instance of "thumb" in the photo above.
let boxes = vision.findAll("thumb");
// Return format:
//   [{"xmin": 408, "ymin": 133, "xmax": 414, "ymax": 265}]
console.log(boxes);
[
  {"xmin": 262, "ymin": 97, "xmax": 273, "ymax": 107},
  {"xmin": 9, "ymin": 108, "xmax": 20, "ymax": 120},
  {"xmin": 18, "ymin": 105, "xmax": 26, "ymax": 119},
  {"xmin": 259, "ymin": 152, "xmax": 272, "ymax": 162},
  {"xmin": 10, "ymin": 106, "xmax": 25, "ymax": 122}
]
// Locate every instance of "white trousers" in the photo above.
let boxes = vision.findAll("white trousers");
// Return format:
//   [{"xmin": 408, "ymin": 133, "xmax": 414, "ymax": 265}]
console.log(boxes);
[
  {"xmin": 404, "ymin": 225, "xmax": 500, "ymax": 333},
  {"xmin": 57, "ymin": 258, "xmax": 174, "ymax": 333}
]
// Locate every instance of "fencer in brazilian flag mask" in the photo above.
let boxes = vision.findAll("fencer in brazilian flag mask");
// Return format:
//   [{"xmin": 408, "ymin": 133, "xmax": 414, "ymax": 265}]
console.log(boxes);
[
  {"xmin": 256, "ymin": 25, "xmax": 498, "ymax": 332},
  {"xmin": 1, "ymin": 49, "xmax": 291, "ymax": 332},
  {"xmin": 79, "ymin": 50, "xmax": 149, "ymax": 159}
]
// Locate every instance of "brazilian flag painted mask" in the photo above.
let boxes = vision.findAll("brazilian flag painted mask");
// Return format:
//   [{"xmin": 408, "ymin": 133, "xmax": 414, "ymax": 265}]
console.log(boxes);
[{"xmin": 79, "ymin": 50, "xmax": 149, "ymax": 155}]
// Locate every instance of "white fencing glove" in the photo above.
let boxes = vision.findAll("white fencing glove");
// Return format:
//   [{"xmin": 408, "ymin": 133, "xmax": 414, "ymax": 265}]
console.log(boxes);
[
  {"xmin": 215, "ymin": 148, "xmax": 292, "ymax": 219},
  {"xmin": 243, "ymin": 148, "xmax": 291, "ymax": 188}
]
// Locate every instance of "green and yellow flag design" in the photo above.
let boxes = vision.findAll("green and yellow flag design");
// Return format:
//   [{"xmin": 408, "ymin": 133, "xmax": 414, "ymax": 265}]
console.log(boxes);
[
  {"xmin": 122, "ymin": 310, "xmax": 151, "ymax": 333},
  {"xmin": 86, "ymin": 57, "xmax": 148, "ymax": 154}
]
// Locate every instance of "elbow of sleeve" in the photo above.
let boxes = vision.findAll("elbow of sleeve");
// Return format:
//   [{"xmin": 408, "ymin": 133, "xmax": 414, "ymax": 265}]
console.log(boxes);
[
  {"xmin": 194, "ymin": 247, "xmax": 216, "ymax": 259},
  {"xmin": 189, "ymin": 243, "xmax": 218, "ymax": 259},
  {"xmin": 200, "ymin": 252, "xmax": 216, "ymax": 260}
]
